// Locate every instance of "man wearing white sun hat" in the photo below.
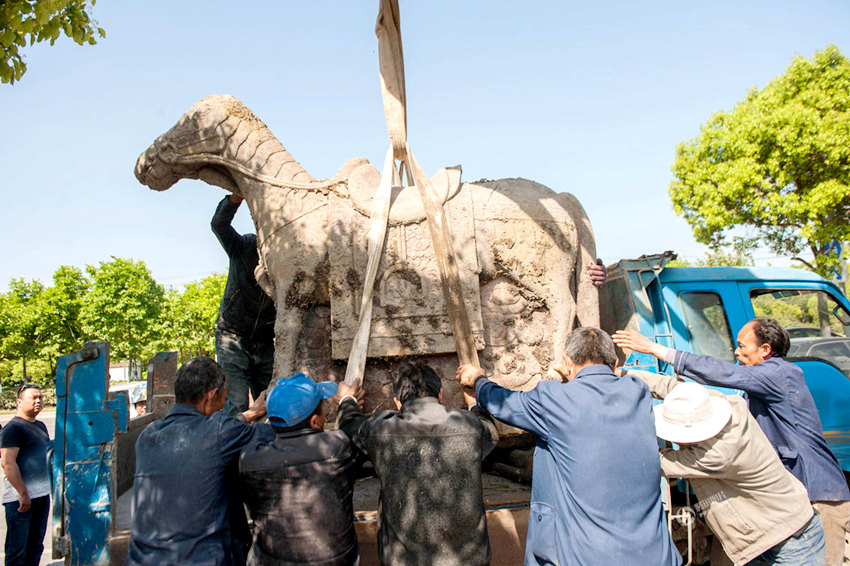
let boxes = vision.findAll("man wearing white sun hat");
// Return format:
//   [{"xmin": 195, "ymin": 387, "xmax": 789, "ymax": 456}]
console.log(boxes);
[{"xmin": 630, "ymin": 370, "xmax": 826, "ymax": 566}]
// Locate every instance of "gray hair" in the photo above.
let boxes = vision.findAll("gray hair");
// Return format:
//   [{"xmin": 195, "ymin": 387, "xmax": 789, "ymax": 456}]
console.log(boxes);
[
  {"xmin": 564, "ymin": 327, "xmax": 618, "ymax": 367},
  {"xmin": 174, "ymin": 357, "xmax": 227, "ymax": 404}
]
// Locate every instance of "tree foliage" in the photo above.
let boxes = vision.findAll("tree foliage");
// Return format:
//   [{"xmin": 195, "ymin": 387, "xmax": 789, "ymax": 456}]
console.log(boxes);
[
  {"xmin": 80, "ymin": 257, "xmax": 165, "ymax": 368},
  {"xmin": 0, "ymin": 278, "xmax": 44, "ymax": 380},
  {"xmin": 0, "ymin": 260, "xmax": 231, "ymax": 387},
  {"xmin": 38, "ymin": 265, "xmax": 88, "ymax": 367},
  {"xmin": 0, "ymin": 0, "xmax": 105, "ymax": 84},
  {"xmin": 156, "ymin": 273, "xmax": 226, "ymax": 363},
  {"xmin": 669, "ymin": 45, "xmax": 850, "ymax": 276}
]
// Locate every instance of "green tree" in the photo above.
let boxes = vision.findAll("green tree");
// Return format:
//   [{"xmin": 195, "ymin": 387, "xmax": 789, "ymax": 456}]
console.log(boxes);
[
  {"xmin": 669, "ymin": 45, "xmax": 850, "ymax": 277},
  {"xmin": 80, "ymin": 257, "xmax": 165, "ymax": 369},
  {"xmin": 1, "ymin": 0, "xmax": 105, "ymax": 84},
  {"xmin": 0, "ymin": 278, "xmax": 45, "ymax": 381},
  {"xmin": 156, "ymin": 273, "xmax": 226, "ymax": 362},
  {"xmin": 38, "ymin": 265, "xmax": 89, "ymax": 370}
]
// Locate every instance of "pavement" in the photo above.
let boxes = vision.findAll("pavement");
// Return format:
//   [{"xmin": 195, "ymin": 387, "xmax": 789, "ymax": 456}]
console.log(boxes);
[{"xmin": 0, "ymin": 411, "xmax": 62, "ymax": 565}]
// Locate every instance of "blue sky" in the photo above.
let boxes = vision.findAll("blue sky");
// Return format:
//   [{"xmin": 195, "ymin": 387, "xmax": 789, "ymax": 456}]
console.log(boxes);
[{"xmin": 1, "ymin": 1, "xmax": 848, "ymax": 291}]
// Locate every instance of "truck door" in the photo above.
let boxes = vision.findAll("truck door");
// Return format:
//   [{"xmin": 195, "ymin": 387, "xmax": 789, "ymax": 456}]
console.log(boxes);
[{"xmin": 658, "ymin": 281, "xmax": 745, "ymax": 362}]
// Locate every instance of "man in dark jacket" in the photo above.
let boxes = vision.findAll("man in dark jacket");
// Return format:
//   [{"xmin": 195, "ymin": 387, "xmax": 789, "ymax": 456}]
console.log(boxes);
[
  {"xmin": 128, "ymin": 357, "xmax": 271, "ymax": 566},
  {"xmin": 337, "ymin": 365, "xmax": 498, "ymax": 566},
  {"xmin": 239, "ymin": 373, "xmax": 359, "ymax": 566},
  {"xmin": 212, "ymin": 194, "xmax": 277, "ymax": 415},
  {"xmin": 614, "ymin": 317, "xmax": 850, "ymax": 565}
]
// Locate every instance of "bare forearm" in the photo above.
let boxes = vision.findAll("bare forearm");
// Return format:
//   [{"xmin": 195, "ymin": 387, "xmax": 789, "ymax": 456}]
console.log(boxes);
[{"xmin": 2, "ymin": 462, "xmax": 28, "ymax": 498}]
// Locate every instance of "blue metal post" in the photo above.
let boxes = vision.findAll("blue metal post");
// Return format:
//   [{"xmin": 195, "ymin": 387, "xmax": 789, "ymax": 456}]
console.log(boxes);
[{"xmin": 52, "ymin": 342, "xmax": 127, "ymax": 566}]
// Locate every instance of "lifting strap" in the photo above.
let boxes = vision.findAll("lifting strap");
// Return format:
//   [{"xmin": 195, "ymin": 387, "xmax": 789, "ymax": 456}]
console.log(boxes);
[{"xmin": 344, "ymin": 0, "xmax": 479, "ymax": 386}]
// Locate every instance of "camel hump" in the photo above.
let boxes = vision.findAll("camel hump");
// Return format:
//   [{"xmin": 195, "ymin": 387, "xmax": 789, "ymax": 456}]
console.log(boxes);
[{"xmin": 346, "ymin": 160, "xmax": 462, "ymax": 224}]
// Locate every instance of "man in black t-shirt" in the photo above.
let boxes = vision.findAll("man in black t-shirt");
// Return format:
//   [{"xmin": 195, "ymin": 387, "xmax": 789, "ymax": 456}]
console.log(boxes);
[{"xmin": 0, "ymin": 384, "xmax": 50, "ymax": 566}]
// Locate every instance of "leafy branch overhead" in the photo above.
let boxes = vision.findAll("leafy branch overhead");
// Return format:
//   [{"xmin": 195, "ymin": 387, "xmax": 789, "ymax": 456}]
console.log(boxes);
[
  {"xmin": 0, "ymin": 0, "xmax": 105, "ymax": 84},
  {"xmin": 669, "ymin": 45, "xmax": 850, "ymax": 276}
]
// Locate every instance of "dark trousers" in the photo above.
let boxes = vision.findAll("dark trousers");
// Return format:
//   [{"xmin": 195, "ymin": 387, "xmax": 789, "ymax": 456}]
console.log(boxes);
[
  {"xmin": 215, "ymin": 328, "xmax": 274, "ymax": 415},
  {"xmin": 4, "ymin": 495, "xmax": 49, "ymax": 566}
]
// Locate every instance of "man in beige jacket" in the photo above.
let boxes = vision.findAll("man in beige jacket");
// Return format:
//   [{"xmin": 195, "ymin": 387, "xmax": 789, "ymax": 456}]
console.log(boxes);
[{"xmin": 631, "ymin": 369, "xmax": 826, "ymax": 565}]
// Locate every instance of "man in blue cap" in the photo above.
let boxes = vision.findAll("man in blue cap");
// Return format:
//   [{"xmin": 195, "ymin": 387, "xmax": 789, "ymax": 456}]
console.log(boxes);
[{"xmin": 239, "ymin": 373, "xmax": 360, "ymax": 566}]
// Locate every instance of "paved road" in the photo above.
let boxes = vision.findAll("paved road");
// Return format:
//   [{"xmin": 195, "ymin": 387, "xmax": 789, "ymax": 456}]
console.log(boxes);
[{"xmin": 0, "ymin": 411, "xmax": 62, "ymax": 565}]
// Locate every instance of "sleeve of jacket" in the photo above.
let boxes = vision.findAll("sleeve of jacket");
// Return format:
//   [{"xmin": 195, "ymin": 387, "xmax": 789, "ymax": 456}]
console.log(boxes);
[
  {"xmin": 337, "ymin": 398, "xmax": 382, "ymax": 457},
  {"xmin": 660, "ymin": 447, "xmax": 730, "ymax": 480},
  {"xmin": 626, "ymin": 369, "xmax": 683, "ymax": 400},
  {"xmin": 672, "ymin": 351, "xmax": 783, "ymax": 401},
  {"xmin": 211, "ymin": 196, "xmax": 243, "ymax": 257},
  {"xmin": 469, "ymin": 406, "xmax": 499, "ymax": 458},
  {"xmin": 217, "ymin": 415, "xmax": 265, "ymax": 462},
  {"xmin": 474, "ymin": 377, "xmax": 550, "ymax": 442}
]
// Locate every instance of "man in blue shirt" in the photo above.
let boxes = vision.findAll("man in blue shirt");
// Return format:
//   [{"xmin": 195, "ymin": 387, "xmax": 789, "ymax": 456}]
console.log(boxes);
[
  {"xmin": 457, "ymin": 327, "xmax": 681, "ymax": 566},
  {"xmin": 128, "ymin": 357, "xmax": 272, "ymax": 566},
  {"xmin": 0, "ymin": 384, "xmax": 51, "ymax": 566},
  {"xmin": 614, "ymin": 317, "xmax": 850, "ymax": 566}
]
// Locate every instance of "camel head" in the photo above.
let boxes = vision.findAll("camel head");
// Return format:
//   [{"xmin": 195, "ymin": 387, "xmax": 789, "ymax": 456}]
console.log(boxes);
[
  {"xmin": 135, "ymin": 94, "xmax": 315, "ymax": 195},
  {"xmin": 136, "ymin": 95, "xmax": 245, "ymax": 192}
]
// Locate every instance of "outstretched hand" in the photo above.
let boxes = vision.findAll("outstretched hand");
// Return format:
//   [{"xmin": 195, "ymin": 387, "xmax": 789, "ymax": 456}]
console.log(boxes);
[
  {"xmin": 243, "ymin": 389, "xmax": 268, "ymax": 422},
  {"xmin": 612, "ymin": 330, "xmax": 668, "ymax": 359},
  {"xmin": 456, "ymin": 364, "xmax": 485, "ymax": 389},
  {"xmin": 337, "ymin": 380, "xmax": 365, "ymax": 408}
]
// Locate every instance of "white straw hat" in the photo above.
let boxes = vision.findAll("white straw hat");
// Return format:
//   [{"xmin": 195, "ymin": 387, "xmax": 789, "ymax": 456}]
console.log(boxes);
[{"xmin": 653, "ymin": 382, "xmax": 732, "ymax": 444}]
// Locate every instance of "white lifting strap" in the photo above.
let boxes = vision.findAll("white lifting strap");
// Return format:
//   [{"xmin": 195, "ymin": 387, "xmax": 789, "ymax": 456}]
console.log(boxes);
[
  {"xmin": 343, "ymin": 1, "xmax": 480, "ymax": 386},
  {"xmin": 344, "ymin": 147, "xmax": 395, "ymax": 386}
]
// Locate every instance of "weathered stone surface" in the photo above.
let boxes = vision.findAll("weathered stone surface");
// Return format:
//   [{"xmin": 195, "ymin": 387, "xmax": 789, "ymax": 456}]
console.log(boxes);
[{"xmin": 135, "ymin": 94, "xmax": 599, "ymax": 413}]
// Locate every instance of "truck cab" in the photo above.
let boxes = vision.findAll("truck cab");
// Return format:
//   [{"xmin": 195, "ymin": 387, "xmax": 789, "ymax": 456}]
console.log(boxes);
[{"xmin": 600, "ymin": 252, "xmax": 850, "ymax": 470}]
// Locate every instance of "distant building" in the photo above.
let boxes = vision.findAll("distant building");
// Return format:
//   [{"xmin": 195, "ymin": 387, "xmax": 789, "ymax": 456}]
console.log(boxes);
[{"xmin": 109, "ymin": 361, "xmax": 142, "ymax": 383}]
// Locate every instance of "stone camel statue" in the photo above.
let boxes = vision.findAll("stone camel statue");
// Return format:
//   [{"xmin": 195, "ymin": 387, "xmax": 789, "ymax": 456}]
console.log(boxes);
[{"xmin": 135, "ymin": 94, "xmax": 599, "ymax": 410}]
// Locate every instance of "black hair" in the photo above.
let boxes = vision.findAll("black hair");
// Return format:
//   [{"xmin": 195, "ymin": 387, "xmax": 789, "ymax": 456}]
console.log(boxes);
[
  {"xmin": 750, "ymin": 317, "xmax": 790, "ymax": 358},
  {"xmin": 16, "ymin": 384, "xmax": 41, "ymax": 400},
  {"xmin": 393, "ymin": 364, "xmax": 442, "ymax": 405},
  {"xmin": 564, "ymin": 327, "xmax": 618, "ymax": 367},
  {"xmin": 271, "ymin": 400, "xmax": 324, "ymax": 433},
  {"xmin": 174, "ymin": 357, "xmax": 227, "ymax": 404}
]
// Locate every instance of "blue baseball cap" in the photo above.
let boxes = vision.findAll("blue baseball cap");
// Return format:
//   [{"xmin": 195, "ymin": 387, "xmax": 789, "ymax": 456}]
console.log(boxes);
[{"xmin": 266, "ymin": 373, "xmax": 338, "ymax": 427}]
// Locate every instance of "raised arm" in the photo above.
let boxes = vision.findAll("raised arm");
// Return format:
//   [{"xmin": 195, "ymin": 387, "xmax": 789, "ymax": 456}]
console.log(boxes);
[
  {"xmin": 670, "ymin": 351, "xmax": 783, "ymax": 401},
  {"xmin": 211, "ymin": 194, "xmax": 244, "ymax": 257},
  {"xmin": 613, "ymin": 330, "xmax": 783, "ymax": 401},
  {"xmin": 456, "ymin": 365, "xmax": 550, "ymax": 441}
]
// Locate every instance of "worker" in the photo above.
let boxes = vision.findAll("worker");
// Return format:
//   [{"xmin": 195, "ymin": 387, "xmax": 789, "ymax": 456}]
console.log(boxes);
[
  {"xmin": 337, "ymin": 364, "xmax": 498, "ymax": 565},
  {"xmin": 129, "ymin": 384, "xmax": 147, "ymax": 418},
  {"xmin": 613, "ymin": 318, "xmax": 850, "ymax": 565},
  {"xmin": 0, "ymin": 384, "xmax": 50, "ymax": 566},
  {"xmin": 456, "ymin": 327, "xmax": 681, "ymax": 566},
  {"xmin": 212, "ymin": 193, "xmax": 276, "ymax": 416},
  {"xmin": 128, "ymin": 357, "xmax": 272, "ymax": 566},
  {"xmin": 633, "ymin": 370, "xmax": 826, "ymax": 564},
  {"xmin": 239, "ymin": 373, "xmax": 359, "ymax": 565}
]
